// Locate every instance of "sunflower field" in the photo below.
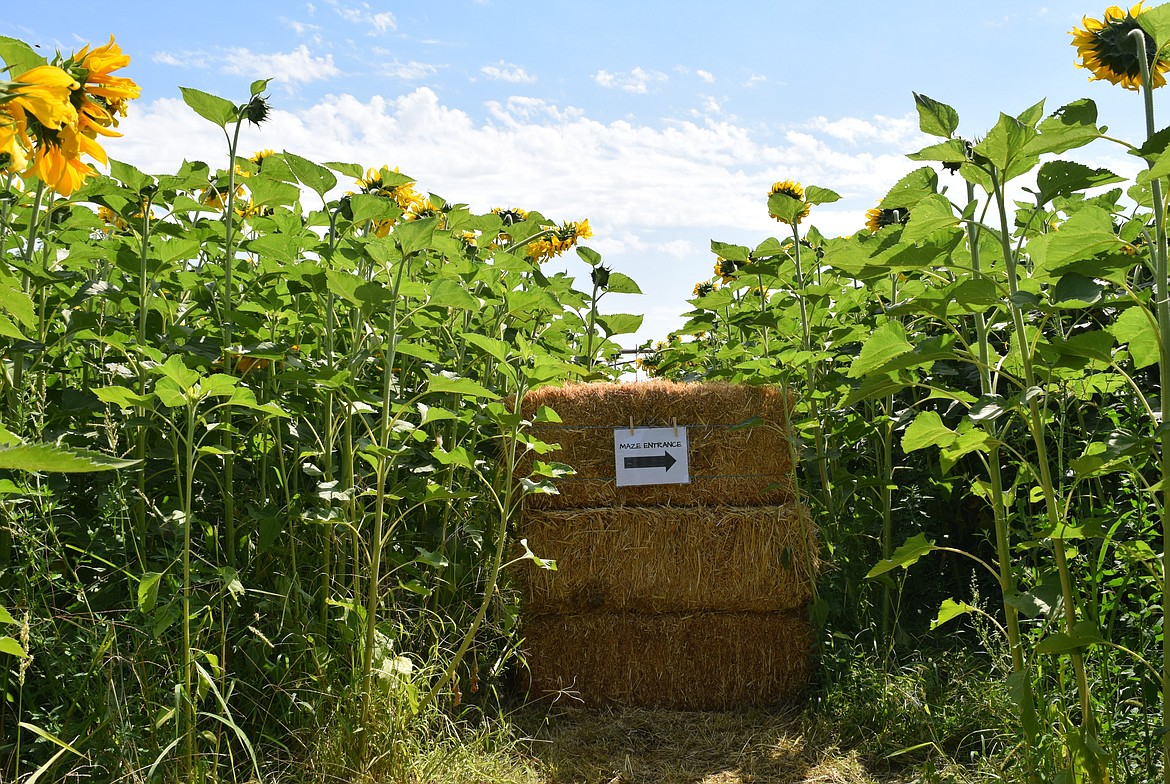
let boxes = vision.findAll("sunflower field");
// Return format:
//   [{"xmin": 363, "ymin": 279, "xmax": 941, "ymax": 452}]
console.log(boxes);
[{"xmin": 6, "ymin": 4, "xmax": 1170, "ymax": 784}]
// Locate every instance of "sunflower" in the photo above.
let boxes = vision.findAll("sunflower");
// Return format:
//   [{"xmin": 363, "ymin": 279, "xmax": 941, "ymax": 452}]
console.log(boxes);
[
  {"xmin": 3, "ymin": 37, "xmax": 139, "ymax": 195},
  {"xmin": 248, "ymin": 149, "xmax": 276, "ymax": 172},
  {"xmin": 0, "ymin": 114, "xmax": 28, "ymax": 174},
  {"xmin": 6, "ymin": 65, "xmax": 79, "ymax": 131},
  {"xmin": 768, "ymin": 179, "xmax": 810, "ymax": 225},
  {"xmin": 865, "ymin": 207, "xmax": 910, "ymax": 233},
  {"xmin": 68, "ymin": 37, "xmax": 140, "ymax": 137},
  {"xmin": 492, "ymin": 207, "xmax": 529, "ymax": 226},
  {"xmin": 714, "ymin": 257, "xmax": 738, "ymax": 283},
  {"xmin": 692, "ymin": 281, "xmax": 716, "ymax": 298},
  {"xmin": 1072, "ymin": 3, "xmax": 1170, "ymax": 90},
  {"xmin": 524, "ymin": 218, "xmax": 593, "ymax": 263}
]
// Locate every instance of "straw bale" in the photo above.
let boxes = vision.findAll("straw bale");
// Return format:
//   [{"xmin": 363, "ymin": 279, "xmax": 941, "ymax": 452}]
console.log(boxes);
[
  {"xmin": 522, "ymin": 611, "xmax": 813, "ymax": 709},
  {"xmin": 518, "ymin": 381, "xmax": 797, "ymax": 510},
  {"xmin": 517, "ymin": 503, "xmax": 817, "ymax": 615}
]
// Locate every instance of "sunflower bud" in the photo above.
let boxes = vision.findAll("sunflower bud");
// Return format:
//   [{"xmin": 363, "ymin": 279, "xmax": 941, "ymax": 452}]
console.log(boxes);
[
  {"xmin": 242, "ymin": 94, "xmax": 271, "ymax": 126},
  {"xmin": 591, "ymin": 263, "xmax": 611, "ymax": 290}
]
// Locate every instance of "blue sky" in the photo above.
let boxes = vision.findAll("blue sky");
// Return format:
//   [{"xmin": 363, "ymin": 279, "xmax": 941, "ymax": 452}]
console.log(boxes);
[{"xmin": 1, "ymin": 2, "xmax": 1154, "ymax": 343}]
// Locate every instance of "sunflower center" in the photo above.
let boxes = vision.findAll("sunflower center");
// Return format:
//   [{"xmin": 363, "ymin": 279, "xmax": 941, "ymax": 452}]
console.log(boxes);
[{"xmin": 1095, "ymin": 16, "xmax": 1157, "ymax": 78}]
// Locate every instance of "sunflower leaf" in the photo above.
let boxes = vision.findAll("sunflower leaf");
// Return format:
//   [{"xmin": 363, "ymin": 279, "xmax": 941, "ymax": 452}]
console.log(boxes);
[
  {"xmin": 804, "ymin": 186, "xmax": 840, "ymax": 205},
  {"xmin": 179, "ymin": 87, "xmax": 237, "ymax": 128},
  {"xmin": 0, "ymin": 36, "xmax": 47, "ymax": 76},
  {"xmin": 1140, "ymin": 4, "xmax": 1170, "ymax": 54},
  {"xmin": 1034, "ymin": 161, "xmax": 1123, "ymax": 205},
  {"xmin": 913, "ymin": 93, "xmax": 959, "ymax": 138}
]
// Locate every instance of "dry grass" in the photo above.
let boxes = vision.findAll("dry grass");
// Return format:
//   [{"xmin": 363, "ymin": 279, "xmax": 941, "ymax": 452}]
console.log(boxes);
[
  {"xmin": 520, "ymin": 380, "xmax": 797, "ymax": 510},
  {"xmin": 515, "ymin": 705, "xmax": 897, "ymax": 784},
  {"xmin": 517, "ymin": 503, "xmax": 818, "ymax": 614}
]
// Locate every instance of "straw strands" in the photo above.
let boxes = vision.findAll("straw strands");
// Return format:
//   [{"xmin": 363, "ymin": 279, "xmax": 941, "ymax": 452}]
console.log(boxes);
[
  {"xmin": 518, "ymin": 380, "xmax": 796, "ymax": 509},
  {"xmin": 518, "ymin": 503, "xmax": 817, "ymax": 614},
  {"xmin": 516, "ymin": 381, "xmax": 816, "ymax": 708},
  {"xmin": 522, "ymin": 611, "xmax": 813, "ymax": 709}
]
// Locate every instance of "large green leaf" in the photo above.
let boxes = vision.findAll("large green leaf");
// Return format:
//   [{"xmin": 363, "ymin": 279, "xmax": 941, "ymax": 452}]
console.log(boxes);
[
  {"xmin": 879, "ymin": 167, "xmax": 940, "ymax": 210},
  {"xmin": 804, "ymin": 185, "xmax": 840, "ymax": 205},
  {"xmin": 913, "ymin": 93, "xmax": 959, "ymax": 138},
  {"xmin": 0, "ymin": 443, "xmax": 139, "ymax": 473},
  {"xmin": 0, "ymin": 36, "xmax": 46, "ymax": 75},
  {"xmin": 1031, "ymin": 99, "xmax": 1101, "ymax": 156},
  {"xmin": 930, "ymin": 598, "xmax": 976, "ymax": 630},
  {"xmin": 1140, "ymin": 3, "xmax": 1170, "ymax": 54},
  {"xmin": 1034, "ymin": 161, "xmax": 1122, "ymax": 206},
  {"xmin": 179, "ymin": 87, "xmax": 237, "ymax": 127},
  {"xmin": 1107, "ymin": 305, "xmax": 1160, "ymax": 369},
  {"xmin": 596, "ymin": 313, "xmax": 643, "ymax": 337},
  {"xmin": 974, "ymin": 112, "xmax": 1034, "ymax": 174},
  {"xmin": 866, "ymin": 533, "xmax": 937, "ymax": 578},
  {"xmin": 1028, "ymin": 206, "xmax": 1122, "ymax": 277},
  {"xmin": 848, "ymin": 321, "xmax": 915, "ymax": 378},
  {"xmin": 0, "ymin": 278, "xmax": 34, "ymax": 330},
  {"xmin": 900, "ymin": 194, "xmax": 959, "ymax": 243},
  {"xmin": 394, "ymin": 217, "xmax": 438, "ymax": 256},
  {"xmin": 428, "ymin": 278, "xmax": 479, "ymax": 310},
  {"xmin": 280, "ymin": 151, "xmax": 337, "ymax": 197},
  {"xmin": 0, "ymin": 637, "xmax": 26, "ymax": 658},
  {"xmin": 426, "ymin": 373, "xmax": 500, "ymax": 400},
  {"xmin": 902, "ymin": 411, "xmax": 957, "ymax": 453}
]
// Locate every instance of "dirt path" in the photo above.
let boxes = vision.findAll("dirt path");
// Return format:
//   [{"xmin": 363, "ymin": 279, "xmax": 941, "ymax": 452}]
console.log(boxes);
[{"xmin": 516, "ymin": 706, "xmax": 898, "ymax": 784}]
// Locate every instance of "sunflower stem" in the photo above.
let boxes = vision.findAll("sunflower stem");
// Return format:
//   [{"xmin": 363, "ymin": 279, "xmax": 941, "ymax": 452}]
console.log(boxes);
[{"xmin": 1130, "ymin": 27, "xmax": 1170, "ymax": 784}]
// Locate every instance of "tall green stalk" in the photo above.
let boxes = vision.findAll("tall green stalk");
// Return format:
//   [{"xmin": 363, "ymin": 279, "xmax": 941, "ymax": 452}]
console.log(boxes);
[
  {"xmin": 965, "ymin": 180, "xmax": 1036, "ymax": 765},
  {"xmin": 1131, "ymin": 29, "xmax": 1170, "ymax": 784},
  {"xmin": 789, "ymin": 226, "xmax": 836, "ymax": 525},
  {"xmin": 989, "ymin": 166, "xmax": 1096, "ymax": 764}
]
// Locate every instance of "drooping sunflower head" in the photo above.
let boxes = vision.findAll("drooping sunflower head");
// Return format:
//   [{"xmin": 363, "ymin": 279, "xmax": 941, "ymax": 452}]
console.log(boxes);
[
  {"xmin": 1072, "ymin": 3, "xmax": 1170, "ymax": 90},
  {"xmin": 249, "ymin": 149, "xmax": 276, "ymax": 172},
  {"xmin": 865, "ymin": 207, "xmax": 911, "ymax": 233},
  {"xmin": 492, "ymin": 207, "xmax": 529, "ymax": 226},
  {"xmin": 768, "ymin": 179, "xmax": 810, "ymax": 225},
  {"xmin": 714, "ymin": 257, "xmax": 738, "ymax": 283},
  {"xmin": 692, "ymin": 281, "xmax": 716, "ymax": 298}
]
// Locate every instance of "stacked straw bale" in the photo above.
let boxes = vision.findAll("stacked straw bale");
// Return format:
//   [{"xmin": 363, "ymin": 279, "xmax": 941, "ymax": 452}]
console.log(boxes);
[
  {"xmin": 518, "ymin": 380, "xmax": 796, "ymax": 509},
  {"xmin": 516, "ymin": 380, "xmax": 817, "ymax": 709}
]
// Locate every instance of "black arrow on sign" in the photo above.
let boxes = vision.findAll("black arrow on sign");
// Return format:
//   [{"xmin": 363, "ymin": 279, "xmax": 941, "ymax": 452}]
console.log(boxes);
[{"xmin": 623, "ymin": 451, "xmax": 677, "ymax": 472}]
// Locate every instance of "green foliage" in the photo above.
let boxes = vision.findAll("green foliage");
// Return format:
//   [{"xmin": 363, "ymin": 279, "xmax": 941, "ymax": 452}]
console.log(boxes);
[{"xmin": 0, "ymin": 76, "xmax": 632, "ymax": 782}]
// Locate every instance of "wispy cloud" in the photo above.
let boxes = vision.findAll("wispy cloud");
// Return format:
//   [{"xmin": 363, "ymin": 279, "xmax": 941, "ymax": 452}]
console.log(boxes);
[
  {"xmin": 330, "ymin": 1, "xmax": 396, "ymax": 33},
  {"xmin": 803, "ymin": 115, "xmax": 922, "ymax": 146},
  {"xmin": 593, "ymin": 67, "xmax": 668, "ymax": 94},
  {"xmin": 152, "ymin": 50, "xmax": 211, "ymax": 69},
  {"xmin": 222, "ymin": 45, "xmax": 340, "ymax": 83},
  {"xmin": 282, "ymin": 17, "xmax": 322, "ymax": 36},
  {"xmin": 380, "ymin": 59, "xmax": 439, "ymax": 80},
  {"xmin": 480, "ymin": 61, "xmax": 536, "ymax": 84},
  {"xmin": 696, "ymin": 69, "xmax": 715, "ymax": 84}
]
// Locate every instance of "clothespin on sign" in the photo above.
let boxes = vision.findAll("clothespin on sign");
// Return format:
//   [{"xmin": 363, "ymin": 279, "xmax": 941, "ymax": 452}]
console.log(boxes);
[
  {"xmin": 629, "ymin": 416, "xmax": 636, "ymax": 435},
  {"xmin": 672, "ymin": 418, "xmax": 678, "ymax": 438}
]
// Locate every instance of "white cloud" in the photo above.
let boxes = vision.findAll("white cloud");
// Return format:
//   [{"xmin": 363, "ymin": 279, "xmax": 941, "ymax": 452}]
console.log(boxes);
[
  {"xmin": 332, "ymin": 2, "xmax": 396, "ymax": 33},
  {"xmin": 480, "ymin": 61, "xmax": 536, "ymax": 84},
  {"xmin": 283, "ymin": 18, "xmax": 321, "ymax": 36},
  {"xmin": 593, "ymin": 67, "xmax": 668, "ymax": 94},
  {"xmin": 222, "ymin": 45, "xmax": 340, "ymax": 84},
  {"xmin": 696, "ymin": 69, "xmax": 715, "ymax": 83},
  {"xmin": 381, "ymin": 59, "xmax": 439, "ymax": 80},
  {"xmin": 152, "ymin": 50, "xmax": 210, "ymax": 69},
  {"xmin": 804, "ymin": 114, "xmax": 922, "ymax": 146}
]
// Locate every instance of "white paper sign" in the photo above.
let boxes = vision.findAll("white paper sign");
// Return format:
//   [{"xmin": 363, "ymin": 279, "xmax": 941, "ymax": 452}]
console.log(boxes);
[{"xmin": 613, "ymin": 426, "xmax": 690, "ymax": 487}]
